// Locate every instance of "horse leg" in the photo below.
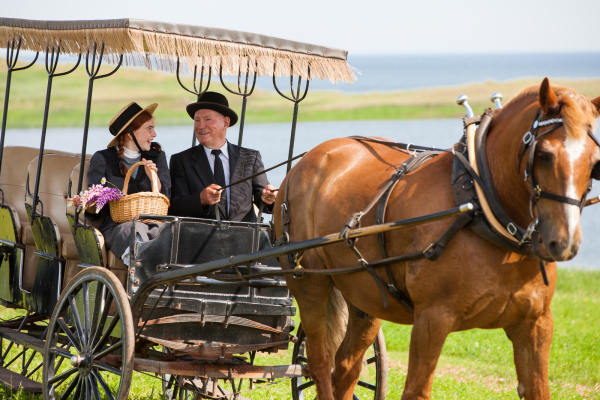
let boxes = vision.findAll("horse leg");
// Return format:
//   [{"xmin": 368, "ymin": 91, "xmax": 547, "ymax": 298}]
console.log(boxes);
[
  {"xmin": 287, "ymin": 254, "xmax": 337, "ymax": 400},
  {"xmin": 504, "ymin": 308, "xmax": 553, "ymax": 399},
  {"xmin": 333, "ymin": 303, "xmax": 382, "ymax": 400},
  {"xmin": 402, "ymin": 307, "xmax": 455, "ymax": 400}
]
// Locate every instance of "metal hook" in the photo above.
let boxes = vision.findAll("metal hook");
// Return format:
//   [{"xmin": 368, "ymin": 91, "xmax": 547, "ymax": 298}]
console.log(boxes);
[
  {"xmin": 176, "ymin": 56, "xmax": 212, "ymax": 146},
  {"xmin": 219, "ymin": 57, "xmax": 258, "ymax": 146}
]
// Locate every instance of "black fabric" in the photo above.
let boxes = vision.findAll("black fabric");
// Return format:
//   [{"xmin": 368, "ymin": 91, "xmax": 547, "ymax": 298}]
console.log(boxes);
[
  {"xmin": 86, "ymin": 147, "xmax": 171, "ymax": 252},
  {"xmin": 169, "ymin": 141, "xmax": 273, "ymax": 222},
  {"xmin": 211, "ymin": 149, "xmax": 228, "ymax": 219},
  {"xmin": 186, "ymin": 92, "xmax": 239, "ymax": 126},
  {"xmin": 109, "ymin": 103, "xmax": 143, "ymax": 136}
]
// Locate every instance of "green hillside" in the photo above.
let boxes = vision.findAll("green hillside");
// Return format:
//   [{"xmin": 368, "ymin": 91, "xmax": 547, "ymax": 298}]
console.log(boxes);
[{"xmin": 1, "ymin": 59, "xmax": 599, "ymax": 128}]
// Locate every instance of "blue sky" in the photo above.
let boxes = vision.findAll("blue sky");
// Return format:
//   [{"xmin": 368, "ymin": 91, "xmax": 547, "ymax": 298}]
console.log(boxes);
[{"xmin": 4, "ymin": 0, "xmax": 600, "ymax": 54}]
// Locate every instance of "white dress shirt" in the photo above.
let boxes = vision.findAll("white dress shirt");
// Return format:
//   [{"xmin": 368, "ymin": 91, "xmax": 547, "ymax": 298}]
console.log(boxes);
[{"xmin": 204, "ymin": 141, "xmax": 230, "ymax": 213}]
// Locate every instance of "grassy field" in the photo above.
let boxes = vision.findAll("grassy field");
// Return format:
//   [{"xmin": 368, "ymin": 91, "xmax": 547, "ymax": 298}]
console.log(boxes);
[
  {"xmin": 0, "ymin": 267, "xmax": 597, "ymax": 399},
  {"xmin": 1, "ymin": 59, "xmax": 599, "ymax": 128}
]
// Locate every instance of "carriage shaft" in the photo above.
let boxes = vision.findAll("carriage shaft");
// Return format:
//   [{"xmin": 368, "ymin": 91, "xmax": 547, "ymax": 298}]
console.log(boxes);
[{"xmin": 130, "ymin": 203, "xmax": 473, "ymax": 322}]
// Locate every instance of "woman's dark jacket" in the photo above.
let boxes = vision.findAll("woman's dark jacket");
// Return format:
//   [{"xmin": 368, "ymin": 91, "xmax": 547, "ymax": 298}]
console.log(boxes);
[{"xmin": 86, "ymin": 148, "xmax": 171, "ymax": 247}]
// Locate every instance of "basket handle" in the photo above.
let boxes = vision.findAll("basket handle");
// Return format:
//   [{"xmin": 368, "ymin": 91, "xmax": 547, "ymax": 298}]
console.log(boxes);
[{"xmin": 122, "ymin": 161, "xmax": 159, "ymax": 195}]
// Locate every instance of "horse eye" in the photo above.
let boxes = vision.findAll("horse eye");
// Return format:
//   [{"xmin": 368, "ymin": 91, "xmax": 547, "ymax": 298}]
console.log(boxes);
[{"xmin": 537, "ymin": 152, "xmax": 552, "ymax": 162}]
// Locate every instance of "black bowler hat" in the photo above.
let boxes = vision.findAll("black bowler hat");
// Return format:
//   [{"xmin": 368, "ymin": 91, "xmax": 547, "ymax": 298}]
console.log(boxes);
[{"xmin": 186, "ymin": 92, "xmax": 238, "ymax": 127}]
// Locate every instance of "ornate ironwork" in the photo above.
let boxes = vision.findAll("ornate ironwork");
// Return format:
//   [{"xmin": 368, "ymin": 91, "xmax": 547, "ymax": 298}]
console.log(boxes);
[
  {"xmin": 272, "ymin": 61, "xmax": 310, "ymax": 173},
  {"xmin": 219, "ymin": 57, "xmax": 257, "ymax": 147},
  {"xmin": 175, "ymin": 57, "xmax": 211, "ymax": 147}
]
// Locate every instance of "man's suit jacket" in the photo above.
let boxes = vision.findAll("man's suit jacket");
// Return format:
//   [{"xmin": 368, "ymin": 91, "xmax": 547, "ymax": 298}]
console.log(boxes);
[{"xmin": 169, "ymin": 141, "xmax": 273, "ymax": 222}]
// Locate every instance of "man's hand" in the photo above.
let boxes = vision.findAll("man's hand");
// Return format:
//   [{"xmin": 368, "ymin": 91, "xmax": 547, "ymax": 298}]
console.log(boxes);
[
  {"xmin": 200, "ymin": 184, "xmax": 222, "ymax": 206},
  {"xmin": 261, "ymin": 184, "xmax": 278, "ymax": 205}
]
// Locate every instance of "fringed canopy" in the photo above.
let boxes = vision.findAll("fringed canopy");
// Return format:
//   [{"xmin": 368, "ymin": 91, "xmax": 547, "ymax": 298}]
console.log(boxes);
[{"xmin": 0, "ymin": 18, "xmax": 356, "ymax": 83}]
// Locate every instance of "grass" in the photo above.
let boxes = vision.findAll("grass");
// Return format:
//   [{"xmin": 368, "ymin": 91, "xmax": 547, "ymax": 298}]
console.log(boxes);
[
  {"xmin": 0, "ymin": 268, "xmax": 597, "ymax": 399},
  {"xmin": 1, "ymin": 59, "xmax": 600, "ymax": 128}
]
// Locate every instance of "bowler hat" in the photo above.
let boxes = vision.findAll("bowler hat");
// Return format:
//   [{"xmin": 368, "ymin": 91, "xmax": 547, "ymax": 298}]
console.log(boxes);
[
  {"xmin": 186, "ymin": 92, "xmax": 238, "ymax": 127},
  {"xmin": 107, "ymin": 102, "xmax": 158, "ymax": 148}
]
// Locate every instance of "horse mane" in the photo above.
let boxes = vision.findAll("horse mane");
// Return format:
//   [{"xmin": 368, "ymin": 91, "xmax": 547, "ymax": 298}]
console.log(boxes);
[{"xmin": 502, "ymin": 83, "xmax": 597, "ymax": 140}]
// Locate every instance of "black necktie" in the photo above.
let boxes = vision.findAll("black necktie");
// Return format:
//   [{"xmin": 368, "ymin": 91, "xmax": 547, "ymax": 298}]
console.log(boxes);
[{"xmin": 211, "ymin": 149, "xmax": 228, "ymax": 219}]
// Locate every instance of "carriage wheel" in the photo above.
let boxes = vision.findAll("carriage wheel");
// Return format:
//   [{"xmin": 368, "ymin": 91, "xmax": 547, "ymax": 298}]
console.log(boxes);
[
  {"xmin": 42, "ymin": 267, "xmax": 135, "ymax": 400},
  {"xmin": 291, "ymin": 324, "xmax": 387, "ymax": 400},
  {"xmin": 161, "ymin": 347, "xmax": 200, "ymax": 400}
]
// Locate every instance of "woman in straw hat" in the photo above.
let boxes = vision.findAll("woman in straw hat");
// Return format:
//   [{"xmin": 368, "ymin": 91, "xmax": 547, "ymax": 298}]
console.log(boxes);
[{"xmin": 86, "ymin": 102, "xmax": 171, "ymax": 266}]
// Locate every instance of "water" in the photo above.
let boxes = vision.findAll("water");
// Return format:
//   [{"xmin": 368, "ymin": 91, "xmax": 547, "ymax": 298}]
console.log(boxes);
[
  {"xmin": 258, "ymin": 53, "xmax": 600, "ymax": 93},
  {"xmin": 5, "ymin": 118, "xmax": 599, "ymax": 269}
]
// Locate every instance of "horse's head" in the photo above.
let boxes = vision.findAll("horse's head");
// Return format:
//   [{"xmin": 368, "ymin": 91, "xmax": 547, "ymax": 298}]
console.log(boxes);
[{"xmin": 521, "ymin": 78, "xmax": 600, "ymax": 261}]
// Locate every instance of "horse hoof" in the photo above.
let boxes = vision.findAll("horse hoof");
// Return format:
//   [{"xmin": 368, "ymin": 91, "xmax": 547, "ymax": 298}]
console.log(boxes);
[{"xmin": 517, "ymin": 382, "xmax": 525, "ymax": 398}]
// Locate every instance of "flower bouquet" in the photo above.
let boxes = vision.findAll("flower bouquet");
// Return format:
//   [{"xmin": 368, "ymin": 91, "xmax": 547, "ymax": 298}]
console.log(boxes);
[{"xmin": 67, "ymin": 179, "xmax": 124, "ymax": 213}]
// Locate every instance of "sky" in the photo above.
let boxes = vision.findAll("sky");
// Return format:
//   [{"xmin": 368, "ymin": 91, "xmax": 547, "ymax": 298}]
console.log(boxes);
[{"xmin": 3, "ymin": 0, "xmax": 600, "ymax": 55}]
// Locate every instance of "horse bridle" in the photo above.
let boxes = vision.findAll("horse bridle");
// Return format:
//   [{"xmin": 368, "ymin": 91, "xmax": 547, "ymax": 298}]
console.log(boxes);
[{"xmin": 518, "ymin": 109, "xmax": 600, "ymax": 262}]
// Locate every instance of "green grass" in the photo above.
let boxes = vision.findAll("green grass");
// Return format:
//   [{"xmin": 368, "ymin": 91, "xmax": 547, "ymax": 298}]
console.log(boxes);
[
  {"xmin": 1, "ymin": 59, "xmax": 599, "ymax": 128},
  {"xmin": 0, "ymin": 268, "xmax": 597, "ymax": 399}
]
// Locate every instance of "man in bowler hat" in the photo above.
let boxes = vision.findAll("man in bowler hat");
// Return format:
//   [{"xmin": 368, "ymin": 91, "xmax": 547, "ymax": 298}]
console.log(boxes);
[{"xmin": 168, "ymin": 92, "xmax": 277, "ymax": 221}]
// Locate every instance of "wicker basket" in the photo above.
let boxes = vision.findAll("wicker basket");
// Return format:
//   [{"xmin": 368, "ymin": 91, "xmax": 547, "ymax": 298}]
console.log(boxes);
[{"xmin": 109, "ymin": 161, "xmax": 170, "ymax": 223}]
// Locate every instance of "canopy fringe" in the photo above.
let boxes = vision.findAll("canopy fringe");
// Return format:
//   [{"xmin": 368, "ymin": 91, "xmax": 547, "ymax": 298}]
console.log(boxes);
[{"xmin": 0, "ymin": 25, "xmax": 356, "ymax": 83}]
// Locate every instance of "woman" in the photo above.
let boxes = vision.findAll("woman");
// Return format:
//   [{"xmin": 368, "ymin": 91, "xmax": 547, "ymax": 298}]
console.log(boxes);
[{"xmin": 87, "ymin": 102, "xmax": 171, "ymax": 265}]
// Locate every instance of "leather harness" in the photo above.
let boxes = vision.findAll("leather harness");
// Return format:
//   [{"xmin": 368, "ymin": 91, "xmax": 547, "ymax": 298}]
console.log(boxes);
[{"xmin": 276, "ymin": 113, "xmax": 600, "ymax": 315}]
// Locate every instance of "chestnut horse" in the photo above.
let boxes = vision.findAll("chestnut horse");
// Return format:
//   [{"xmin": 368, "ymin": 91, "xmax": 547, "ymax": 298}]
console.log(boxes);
[{"xmin": 274, "ymin": 78, "xmax": 600, "ymax": 400}]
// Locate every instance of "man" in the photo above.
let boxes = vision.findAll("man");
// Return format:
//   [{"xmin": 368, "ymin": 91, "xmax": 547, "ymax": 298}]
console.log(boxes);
[{"xmin": 169, "ymin": 92, "xmax": 278, "ymax": 221}]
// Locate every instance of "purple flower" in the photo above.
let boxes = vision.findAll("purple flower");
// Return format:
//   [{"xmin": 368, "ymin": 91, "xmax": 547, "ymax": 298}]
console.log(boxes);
[{"xmin": 78, "ymin": 184, "xmax": 124, "ymax": 213}]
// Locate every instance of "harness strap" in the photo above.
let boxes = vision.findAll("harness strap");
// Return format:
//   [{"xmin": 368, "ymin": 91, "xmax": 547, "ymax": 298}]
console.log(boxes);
[{"xmin": 536, "ymin": 189, "xmax": 582, "ymax": 208}]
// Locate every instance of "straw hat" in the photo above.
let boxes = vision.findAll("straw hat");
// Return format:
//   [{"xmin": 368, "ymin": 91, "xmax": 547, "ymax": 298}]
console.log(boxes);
[
  {"xmin": 107, "ymin": 102, "xmax": 158, "ymax": 148},
  {"xmin": 186, "ymin": 92, "xmax": 238, "ymax": 127}
]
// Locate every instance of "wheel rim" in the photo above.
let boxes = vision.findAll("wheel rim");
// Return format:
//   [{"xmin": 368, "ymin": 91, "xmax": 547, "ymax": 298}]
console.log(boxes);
[
  {"xmin": 291, "ymin": 325, "xmax": 387, "ymax": 400},
  {"xmin": 42, "ymin": 267, "xmax": 134, "ymax": 400}
]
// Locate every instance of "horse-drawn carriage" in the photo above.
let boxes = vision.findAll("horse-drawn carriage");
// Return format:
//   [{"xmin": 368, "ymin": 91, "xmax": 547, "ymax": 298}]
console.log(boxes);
[{"xmin": 1, "ymin": 16, "xmax": 598, "ymax": 400}]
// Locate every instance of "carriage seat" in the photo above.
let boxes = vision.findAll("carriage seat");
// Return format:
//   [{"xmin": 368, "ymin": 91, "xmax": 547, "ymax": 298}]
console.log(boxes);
[
  {"xmin": 0, "ymin": 147, "xmax": 78, "ymax": 290},
  {"xmin": 67, "ymin": 162, "xmax": 128, "ymax": 288},
  {"xmin": 25, "ymin": 153, "xmax": 91, "ymax": 290}
]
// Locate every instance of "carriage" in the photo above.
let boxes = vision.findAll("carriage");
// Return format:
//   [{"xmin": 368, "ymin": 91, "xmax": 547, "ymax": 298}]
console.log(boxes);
[
  {"xmin": 0, "ymin": 17, "xmax": 405, "ymax": 400},
  {"xmin": 1, "ymin": 16, "xmax": 585, "ymax": 400}
]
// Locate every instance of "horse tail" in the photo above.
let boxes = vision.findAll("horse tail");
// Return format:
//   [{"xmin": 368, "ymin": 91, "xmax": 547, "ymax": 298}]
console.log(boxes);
[{"xmin": 326, "ymin": 287, "xmax": 349, "ymax": 363}]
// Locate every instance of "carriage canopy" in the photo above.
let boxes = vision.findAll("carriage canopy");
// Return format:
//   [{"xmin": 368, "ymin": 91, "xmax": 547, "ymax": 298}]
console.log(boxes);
[{"xmin": 0, "ymin": 17, "xmax": 356, "ymax": 83}]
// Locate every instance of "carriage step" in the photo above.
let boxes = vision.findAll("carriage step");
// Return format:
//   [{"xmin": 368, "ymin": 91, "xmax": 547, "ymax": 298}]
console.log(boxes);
[
  {"xmin": 0, "ymin": 327, "xmax": 45, "ymax": 353},
  {"xmin": 0, "ymin": 366, "xmax": 43, "ymax": 393}
]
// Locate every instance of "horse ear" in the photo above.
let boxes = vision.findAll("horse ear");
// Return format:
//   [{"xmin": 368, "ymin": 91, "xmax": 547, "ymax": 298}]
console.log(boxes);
[
  {"xmin": 591, "ymin": 96, "xmax": 600, "ymax": 114},
  {"xmin": 539, "ymin": 77, "xmax": 559, "ymax": 115}
]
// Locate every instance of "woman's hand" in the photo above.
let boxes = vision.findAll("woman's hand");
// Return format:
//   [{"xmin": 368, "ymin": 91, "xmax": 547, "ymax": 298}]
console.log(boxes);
[{"xmin": 142, "ymin": 158, "xmax": 162, "ymax": 192}]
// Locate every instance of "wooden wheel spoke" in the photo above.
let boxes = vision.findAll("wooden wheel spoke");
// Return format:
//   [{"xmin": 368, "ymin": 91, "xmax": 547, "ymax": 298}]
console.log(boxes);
[
  {"xmin": 297, "ymin": 379, "xmax": 316, "ymax": 391},
  {"xmin": 89, "ymin": 375, "xmax": 102, "ymax": 400},
  {"xmin": 50, "ymin": 347, "xmax": 75, "ymax": 359},
  {"xmin": 93, "ymin": 339, "xmax": 123, "ymax": 360},
  {"xmin": 356, "ymin": 380, "xmax": 376, "ymax": 391},
  {"xmin": 57, "ymin": 317, "xmax": 82, "ymax": 351},
  {"xmin": 48, "ymin": 367, "xmax": 78, "ymax": 385},
  {"xmin": 72, "ymin": 376, "xmax": 84, "ymax": 400},
  {"xmin": 82, "ymin": 282, "xmax": 91, "ymax": 344},
  {"xmin": 90, "ymin": 282, "xmax": 104, "ymax": 345},
  {"xmin": 365, "ymin": 356, "xmax": 376, "ymax": 365},
  {"xmin": 91, "ymin": 291, "xmax": 113, "ymax": 347},
  {"xmin": 91, "ymin": 369, "xmax": 116, "ymax": 400},
  {"xmin": 58, "ymin": 375, "xmax": 81, "ymax": 400},
  {"xmin": 68, "ymin": 295, "xmax": 87, "ymax": 347},
  {"xmin": 94, "ymin": 361, "xmax": 122, "ymax": 376},
  {"xmin": 92, "ymin": 301, "xmax": 118, "ymax": 352}
]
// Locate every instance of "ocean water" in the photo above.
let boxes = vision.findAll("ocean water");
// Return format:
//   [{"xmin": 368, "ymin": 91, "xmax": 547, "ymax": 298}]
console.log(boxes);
[
  {"xmin": 257, "ymin": 53, "xmax": 600, "ymax": 93},
  {"xmin": 4, "ymin": 118, "xmax": 599, "ymax": 269}
]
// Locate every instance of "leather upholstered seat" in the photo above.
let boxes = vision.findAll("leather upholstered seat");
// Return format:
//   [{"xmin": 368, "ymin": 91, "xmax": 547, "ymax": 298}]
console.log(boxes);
[{"xmin": 25, "ymin": 153, "xmax": 91, "ymax": 290}]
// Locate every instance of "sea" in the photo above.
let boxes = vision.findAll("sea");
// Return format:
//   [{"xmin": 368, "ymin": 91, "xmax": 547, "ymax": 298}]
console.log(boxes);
[{"xmin": 3, "ymin": 53, "xmax": 600, "ymax": 269}]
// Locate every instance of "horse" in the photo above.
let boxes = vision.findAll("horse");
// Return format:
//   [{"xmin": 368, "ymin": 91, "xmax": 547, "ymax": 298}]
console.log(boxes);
[{"xmin": 274, "ymin": 78, "xmax": 600, "ymax": 400}]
